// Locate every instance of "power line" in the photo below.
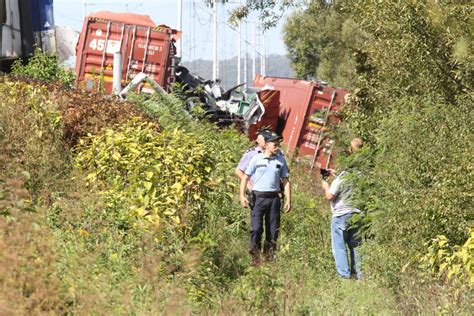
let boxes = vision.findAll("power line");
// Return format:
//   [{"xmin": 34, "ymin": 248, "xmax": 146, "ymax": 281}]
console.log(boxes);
[{"xmin": 193, "ymin": 1, "xmax": 266, "ymax": 58}]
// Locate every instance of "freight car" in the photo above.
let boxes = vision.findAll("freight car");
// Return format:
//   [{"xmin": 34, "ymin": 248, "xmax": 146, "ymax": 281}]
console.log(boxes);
[
  {"xmin": 75, "ymin": 11, "xmax": 180, "ymax": 94},
  {"xmin": 253, "ymin": 75, "xmax": 347, "ymax": 169}
]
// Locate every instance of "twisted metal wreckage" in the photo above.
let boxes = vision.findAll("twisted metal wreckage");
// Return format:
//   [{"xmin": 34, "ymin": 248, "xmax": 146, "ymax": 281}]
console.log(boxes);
[{"xmin": 118, "ymin": 64, "xmax": 276, "ymax": 135}]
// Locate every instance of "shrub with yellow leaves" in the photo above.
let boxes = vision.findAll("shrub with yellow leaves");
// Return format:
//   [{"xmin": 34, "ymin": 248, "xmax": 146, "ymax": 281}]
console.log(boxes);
[
  {"xmin": 419, "ymin": 228, "xmax": 473, "ymax": 287},
  {"xmin": 75, "ymin": 119, "xmax": 214, "ymax": 235}
]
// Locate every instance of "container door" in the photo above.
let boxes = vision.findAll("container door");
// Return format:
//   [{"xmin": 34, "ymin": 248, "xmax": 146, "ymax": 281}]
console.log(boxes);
[
  {"xmin": 80, "ymin": 20, "xmax": 126, "ymax": 93},
  {"xmin": 300, "ymin": 88, "xmax": 342, "ymax": 168},
  {"xmin": 123, "ymin": 26, "xmax": 173, "ymax": 91},
  {"xmin": 299, "ymin": 90, "xmax": 333, "ymax": 156}
]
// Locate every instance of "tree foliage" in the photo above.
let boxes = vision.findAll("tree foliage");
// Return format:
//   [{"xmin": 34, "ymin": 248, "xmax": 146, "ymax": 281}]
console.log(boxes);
[
  {"xmin": 229, "ymin": 0, "xmax": 307, "ymax": 30},
  {"xmin": 338, "ymin": 1, "xmax": 472, "ymax": 288},
  {"xmin": 345, "ymin": 0, "xmax": 473, "ymax": 141},
  {"xmin": 284, "ymin": 1, "xmax": 365, "ymax": 88},
  {"xmin": 247, "ymin": 0, "xmax": 473, "ymax": 298},
  {"xmin": 1, "ymin": 2, "xmax": 472, "ymax": 312}
]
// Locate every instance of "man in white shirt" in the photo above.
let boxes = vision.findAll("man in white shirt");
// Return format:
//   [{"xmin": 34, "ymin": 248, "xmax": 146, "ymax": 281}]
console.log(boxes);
[{"xmin": 321, "ymin": 138, "xmax": 363, "ymax": 279}]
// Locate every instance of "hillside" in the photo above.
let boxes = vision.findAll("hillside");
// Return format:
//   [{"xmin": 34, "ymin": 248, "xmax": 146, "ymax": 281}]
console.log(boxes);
[
  {"xmin": 1, "ymin": 65, "xmax": 471, "ymax": 313},
  {"xmin": 181, "ymin": 54, "xmax": 295, "ymax": 89}
]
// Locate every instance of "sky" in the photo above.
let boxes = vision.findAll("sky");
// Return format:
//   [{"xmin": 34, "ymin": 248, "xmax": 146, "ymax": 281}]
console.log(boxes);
[{"xmin": 53, "ymin": 0, "xmax": 292, "ymax": 63}]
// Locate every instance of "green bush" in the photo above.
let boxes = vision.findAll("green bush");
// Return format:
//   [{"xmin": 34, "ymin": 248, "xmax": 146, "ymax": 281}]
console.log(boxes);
[
  {"xmin": 332, "ymin": 2, "xmax": 473, "ymax": 310},
  {"xmin": 11, "ymin": 48, "xmax": 75, "ymax": 87},
  {"xmin": 0, "ymin": 77, "xmax": 74, "ymax": 313},
  {"xmin": 76, "ymin": 119, "xmax": 215, "ymax": 234},
  {"xmin": 419, "ymin": 229, "xmax": 473, "ymax": 287}
]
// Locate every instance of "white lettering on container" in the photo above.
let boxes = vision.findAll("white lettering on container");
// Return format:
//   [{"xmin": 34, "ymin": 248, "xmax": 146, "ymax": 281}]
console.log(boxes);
[
  {"xmin": 88, "ymin": 39, "xmax": 121, "ymax": 54},
  {"xmin": 137, "ymin": 43, "xmax": 163, "ymax": 53},
  {"xmin": 89, "ymin": 39, "xmax": 105, "ymax": 51}
]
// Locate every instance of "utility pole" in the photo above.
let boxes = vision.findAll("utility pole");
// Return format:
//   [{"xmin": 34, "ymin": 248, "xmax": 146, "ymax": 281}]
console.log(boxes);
[
  {"xmin": 261, "ymin": 29, "xmax": 266, "ymax": 76},
  {"xmin": 237, "ymin": 1, "xmax": 242, "ymax": 84},
  {"xmin": 252, "ymin": 23, "xmax": 256, "ymax": 80},
  {"xmin": 259, "ymin": 28, "xmax": 263, "ymax": 76},
  {"xmin": 177, "ymin": 0, "xmax": 183, "ymax": 58},
  {"xmin": 237, "ymin": 24, "xmax": 241, "ymax": 84},
  {"xmin": 212, "ymin": 0, "xmax": 218, "ymax": 81},
  {"xmin": 192, "ymin": 0, "xmax": 196, "ymax": 72},
  {"xmin": 244, "ymin": 22, "xmax": 248, "ymax": 88}
]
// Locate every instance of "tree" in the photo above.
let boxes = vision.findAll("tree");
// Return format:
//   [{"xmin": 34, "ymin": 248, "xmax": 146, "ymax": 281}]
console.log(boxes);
[
  {"xmin": 229, "ymin": 0, "xmax": 307, "ymax": 30},
  {"xmin": 283, "ymin": 1, "xmax": 365, "ymax": 88},
  {"xmin": 341, "ymin": 1, "xmax": 473, "ymax": 283},
  {"xmin": 229, "ymin": 1, "xmax": 365, "ymax": 88},
  {"xmin": 345, "ymin": 0, "xmax": 473, "ymax": 141}
]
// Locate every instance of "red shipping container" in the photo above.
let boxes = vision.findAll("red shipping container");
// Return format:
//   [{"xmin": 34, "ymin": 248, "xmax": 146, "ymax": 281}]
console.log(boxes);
[
  {"xmin": 75, "ymin": 11, "xmax": 180, "ymax": 94},
  {"xmin": 253, "ymin": 75, "xmax": 347, "ymax": 169}
]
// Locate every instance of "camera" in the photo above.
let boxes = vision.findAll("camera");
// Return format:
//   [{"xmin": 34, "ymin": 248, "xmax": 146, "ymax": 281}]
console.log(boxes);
[{"xmin": 320, "ymin": 168, "xmax": 331, "ymax": 180}]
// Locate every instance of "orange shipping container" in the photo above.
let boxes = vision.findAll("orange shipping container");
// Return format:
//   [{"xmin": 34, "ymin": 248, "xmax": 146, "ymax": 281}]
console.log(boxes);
[
  {"xmin": 75, "ymin": 11, "xmax": 180, "ymax": 94},
  {"xmin": 253, "ymin": 75, "xmax": 347, "ymax": 169}
]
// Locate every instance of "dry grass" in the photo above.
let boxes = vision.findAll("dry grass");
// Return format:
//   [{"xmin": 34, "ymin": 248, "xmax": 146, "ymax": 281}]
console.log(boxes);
[{"xmin": 0, "ymin": 209, "xmax": 67, "ymax": 315}]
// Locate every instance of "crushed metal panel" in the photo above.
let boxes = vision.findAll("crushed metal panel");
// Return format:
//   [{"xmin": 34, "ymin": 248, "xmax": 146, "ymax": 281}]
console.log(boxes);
[{"xmin": 246, "ymin": 89, "xmax": 280, "ymax": 140}]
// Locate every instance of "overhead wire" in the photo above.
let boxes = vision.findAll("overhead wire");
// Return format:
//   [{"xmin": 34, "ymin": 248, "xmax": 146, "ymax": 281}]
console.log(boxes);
[
  {"xmin": 193, "ymin": 0, "xmax": 196, "ymax": 70},
  {"xmin": 191, "ymin": 3, "xmax": 213, "ymax": 61},
  {"xmin": 193, "ymin": 1, "xmax": 266, "ymax": 58}
]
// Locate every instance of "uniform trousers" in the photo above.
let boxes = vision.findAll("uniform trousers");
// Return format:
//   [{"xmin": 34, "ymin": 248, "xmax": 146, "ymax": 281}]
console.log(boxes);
[{"xmin": 250, "ymin": 194, "xmax": 281, "ymax": 251}]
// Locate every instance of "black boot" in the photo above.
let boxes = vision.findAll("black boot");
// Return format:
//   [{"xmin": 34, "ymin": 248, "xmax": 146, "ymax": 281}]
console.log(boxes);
[
  {"xmin": 263, "ymin": 241, "xmax": 276, "ymax": 262},
  {"xmin": 250, "ymin": 248, "xmax": 261, "ymax": 267}
]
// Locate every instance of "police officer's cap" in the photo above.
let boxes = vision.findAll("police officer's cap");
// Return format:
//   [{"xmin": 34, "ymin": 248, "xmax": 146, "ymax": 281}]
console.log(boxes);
[
  {"xmin": 257, "ymin": 127, "xmax": 272, "ymax": 138},
  {"xmin": 264, "ymin": 131, "xmax": 283, "ymax": 142}
]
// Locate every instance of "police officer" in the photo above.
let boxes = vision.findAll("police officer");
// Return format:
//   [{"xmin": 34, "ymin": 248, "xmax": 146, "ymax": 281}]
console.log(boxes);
[
  {"xmin": 235, "ymin": 128, "xmax": 272, "ymax": 203},
  {"xmin": 240, "ymin": 132, "xmax": 291, "ymax": 266},
  {"xmin": 235, "ymin": 128, "xmax": 286, "ymax": 206},
  {"xmin": 235, "ymin": 128, "xmax": 271, "ymax": 184}
]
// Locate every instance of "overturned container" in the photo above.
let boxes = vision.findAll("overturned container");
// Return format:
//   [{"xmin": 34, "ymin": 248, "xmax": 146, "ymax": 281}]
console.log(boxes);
[
  {"xmin": 75, "ymin": 11, "xmax": 180, "ymax": 94},
  {"xmin": 253, "ymin": 75, "xmax": 347, "ymax": 169}
]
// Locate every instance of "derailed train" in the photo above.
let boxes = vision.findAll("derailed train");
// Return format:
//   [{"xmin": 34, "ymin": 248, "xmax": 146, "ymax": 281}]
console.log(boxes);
[
  {"xmin": 1, "ymin": 4, "xmax": 346, "ymax": 169},
  {"xmin": 0, "ymin": 0, "xmax": 55, "ymax": 70}
]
